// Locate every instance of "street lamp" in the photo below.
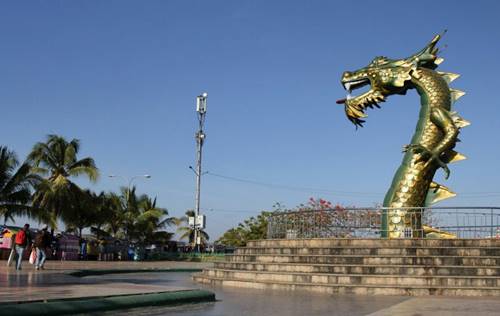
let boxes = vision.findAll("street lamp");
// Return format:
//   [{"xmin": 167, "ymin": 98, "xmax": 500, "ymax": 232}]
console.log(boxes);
[
  {"xmin": 108, "ymin": 174, "xmax": 152, "ymax": 209},
  {"xmin": 109, "ymin": 174, "xmax": 150, "ymax": 246},
  {"xmin": 193, "ymin": 92, "xmax": 208, "ymax": 252}
]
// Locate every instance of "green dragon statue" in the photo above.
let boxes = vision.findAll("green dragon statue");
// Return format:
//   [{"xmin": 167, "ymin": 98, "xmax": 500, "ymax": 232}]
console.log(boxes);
[{"xmin": 337, "ymin": 34, "xmax": 469, "ymax": 238}]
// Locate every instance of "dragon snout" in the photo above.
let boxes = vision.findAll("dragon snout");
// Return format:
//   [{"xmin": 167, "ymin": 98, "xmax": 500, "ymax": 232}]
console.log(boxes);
[{"xmin": 341, "ymin": 71, "xmax": 353, "ymax": 81}]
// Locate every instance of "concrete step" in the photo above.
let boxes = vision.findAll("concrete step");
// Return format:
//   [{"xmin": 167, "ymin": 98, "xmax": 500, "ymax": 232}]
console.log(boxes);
[
  {"xmin": 192, "ymin": 274, "xmax": 500, "ymax": 296},
  {"xmin": 227, "ymin": 254, "xmax": 500, "ymax": 266},
  {"xmin": 203, "ymin": 269, "xmax": 500, "ymax": 287},
  {"xmin": 214, "ymin": 261, "xmax": 500, "ymax": 276},
  {"xmin": 196, "ymin": 238, "xmax": 500, "ymax": 296},
  {"xmin": 234, "ymin": 246, "xmax": 500, "ymax": 257},
  {"xmin": 247, "ymin": 239, "xmax": 500, "ymax": 248}
]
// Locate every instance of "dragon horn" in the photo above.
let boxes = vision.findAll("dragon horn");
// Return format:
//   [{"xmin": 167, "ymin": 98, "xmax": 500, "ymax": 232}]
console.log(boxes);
[{"xmin": 406, "ymin": 32, "xmax": 445, "ymax": 68}]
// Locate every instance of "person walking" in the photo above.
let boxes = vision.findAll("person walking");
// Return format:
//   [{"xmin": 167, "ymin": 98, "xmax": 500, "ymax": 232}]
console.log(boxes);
[
  {"xmin": 5, "ymin": 229, "xmax": 16, "ymax": 267},
  {"xmin": 80, "ymin": 238, "xmax": 87, "ymax": 260},
  {"xmin": 34, "ymin": 225, "xmax": 51, "ymax": 270},
  {"xmin": 98, "ymin": 239, "xmax": 105, "ymax": 261},
  {"xmin": 14, "ymin": 224, "xmax": 31, "ymax": 270}
]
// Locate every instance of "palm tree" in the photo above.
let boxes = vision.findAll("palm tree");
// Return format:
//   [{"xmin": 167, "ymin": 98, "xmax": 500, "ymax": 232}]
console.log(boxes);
[
  {"xmin": 0, "ymin": 146, "xmax": 41, "ymax": 224},
  {"xmin": 121, "ymin": 187, "xmax": 176, "ymax": 244},
  {"xmin": 64, "ymin": 189, "xmax": 100, "ymax": 237},
  {"xmin": 177, "ymin": 209, "xmax": 209, "ymax": 248},
  {"xmin": 135, "ymin": 195, "xmax": 176, "ymax": 244},
  {"xmin": 29, "ymin": 135, "xmax": 99, "ymax": 229},
  {"xmin": 121, "ymin": 186, "xmax": 140, "ymax": 239},
  {"xmin": 98, "ymin": 192, "xmax": 125, "ymax": 238}
]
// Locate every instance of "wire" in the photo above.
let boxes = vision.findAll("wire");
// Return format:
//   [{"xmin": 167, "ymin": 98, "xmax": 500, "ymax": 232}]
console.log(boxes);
[
  {"xmin": 204, "ymin": 172, "xmax": 500, "ymax": 198},
  {"xmin": 458, "ymin": 192, "xmax": 500, "ymax": 196},
  {"xmin": 205, "ymin": 172, "xmax": 382, "ymax": 197},
  {"xmin": 202, "ymin": 207, "xmax": 259, "ymax": 214}
]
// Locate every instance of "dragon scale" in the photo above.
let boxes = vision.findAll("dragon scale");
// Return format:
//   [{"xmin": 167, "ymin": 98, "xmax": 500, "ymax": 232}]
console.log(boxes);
[{"xmin": 338, "ymin": 35, "xmax": 468, "ymax": 238}]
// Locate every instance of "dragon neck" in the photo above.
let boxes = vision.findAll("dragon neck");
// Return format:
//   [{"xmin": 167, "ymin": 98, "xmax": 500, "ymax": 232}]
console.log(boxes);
[
  {"xmin": 409, "ymin": 68, "xmax": 450, "ymax": 143},
  {"xmin": 382, "ymin": 68, "xmax": 451, "ymax": 208}
]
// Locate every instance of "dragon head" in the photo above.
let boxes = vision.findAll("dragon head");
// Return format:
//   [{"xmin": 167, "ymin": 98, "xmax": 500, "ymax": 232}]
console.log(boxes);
[{"xmin": 337, "ymin": 34, "xmax": 443, "ymax": 127}]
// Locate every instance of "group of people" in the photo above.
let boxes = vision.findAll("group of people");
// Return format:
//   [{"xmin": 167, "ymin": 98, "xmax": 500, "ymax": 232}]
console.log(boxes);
[
  {"xmin": 79, "ymin": 238, "xmax": 137, "ymax": 261},
  {"xmin": 7, "ymin": 223, "xmax": 52, "ymax": 271}
]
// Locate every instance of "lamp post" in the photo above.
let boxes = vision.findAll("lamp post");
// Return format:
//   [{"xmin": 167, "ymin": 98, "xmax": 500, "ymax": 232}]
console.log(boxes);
[
  {"xmin": 109, "ymin": 174, "xmax": 150, "ymax": 250},
  {"xmin": 193, "ymin": 92, "xmax": 207, "ymax": 252}
]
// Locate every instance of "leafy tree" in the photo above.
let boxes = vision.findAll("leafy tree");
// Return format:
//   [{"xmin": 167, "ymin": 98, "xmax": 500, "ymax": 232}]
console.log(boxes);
[
  {"xmin": 64, "ymin": 189, "xmax": 100, "ymax": 237},
  {"xmin": 129, "ymin": 194, "xmax": 176, "ymax": 244},
  {"xmin": 63, "ymin": 186, "xmax": 175, "ymax": 243},
  {"xmin": 98, "ymin": 192, "xmax": 125, "ymax": 238},
  {"xmin": 217, "ymin": 227, "xmax": 245, "ymax": 247},
  {"xmin": 121, "ymin": 186, "xmax": 140, "ymax": 239},
  {"xmin": 177, "ymin": 210, "xmax": 209, "ymax": 248},
  {"xmin": 217, "ymin": 211, "xmax": 271, "ymax": 247},
  {"xmin": 102, "ymin": 186, "xmax": 176, "ymax": 244},
  {"xmin": 0, "ymin": 146, "xmax": 41, "ymax": 223},
  {"xmin": 29, "ymin": 135, "xmax": 99, "ymax": 229}
]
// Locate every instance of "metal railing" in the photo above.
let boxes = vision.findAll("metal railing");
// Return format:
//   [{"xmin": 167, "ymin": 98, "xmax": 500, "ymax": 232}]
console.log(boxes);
[{"xmin": 266, "ymin": 207, "xmax": 500, "ymax": 239}]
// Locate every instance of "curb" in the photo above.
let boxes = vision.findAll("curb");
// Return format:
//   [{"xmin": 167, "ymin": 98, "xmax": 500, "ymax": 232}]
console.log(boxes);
[
  {"xmin": 68, "ymin": 268, "xmax": 203, "ymax": 277},
  {"xmin": 0, "ymin": 289, "xmax": 215, "ymax": 316}
]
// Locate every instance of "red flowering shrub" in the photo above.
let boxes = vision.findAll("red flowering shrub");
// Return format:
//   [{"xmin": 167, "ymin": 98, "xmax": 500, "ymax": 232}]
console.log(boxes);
[{"xmin": 270, "ymin": 198, "xmax": 382, "ymax": 238}]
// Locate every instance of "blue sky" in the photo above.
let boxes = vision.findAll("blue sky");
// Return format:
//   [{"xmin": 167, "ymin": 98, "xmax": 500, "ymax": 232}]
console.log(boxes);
[{"xmin": 1, "ymin": 1, "xmax": 500, "ymax": 239}]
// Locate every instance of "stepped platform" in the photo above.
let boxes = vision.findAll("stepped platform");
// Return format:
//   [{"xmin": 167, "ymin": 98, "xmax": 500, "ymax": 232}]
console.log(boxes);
[{"xmin": 193, "ymin": 238, "xmax": 500, "ymax": 296}]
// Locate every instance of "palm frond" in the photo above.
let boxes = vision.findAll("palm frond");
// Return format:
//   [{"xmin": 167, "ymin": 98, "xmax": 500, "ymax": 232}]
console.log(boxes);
[
  {"xmin": 28, "ymin": 142, "xmax": 59, "ymax": 169},
  {"xmin": 67, "ymin": 157, "xmax": 99, "ymax": 182},
  {"xmin": 64, "ymin": 144, "xmax": 77, "ymax": 166}
]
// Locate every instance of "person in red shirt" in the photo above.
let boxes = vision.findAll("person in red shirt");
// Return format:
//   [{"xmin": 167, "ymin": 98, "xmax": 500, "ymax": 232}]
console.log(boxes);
[{"xmin": 14, "ymin": 224, "xmax": 31, "ymax": 270}]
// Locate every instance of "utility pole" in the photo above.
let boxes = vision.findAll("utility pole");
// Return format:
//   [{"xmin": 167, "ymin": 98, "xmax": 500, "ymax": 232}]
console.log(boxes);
[{"xmin": 193, "ymin": 92, "xmax": 207, "ymax": 252}]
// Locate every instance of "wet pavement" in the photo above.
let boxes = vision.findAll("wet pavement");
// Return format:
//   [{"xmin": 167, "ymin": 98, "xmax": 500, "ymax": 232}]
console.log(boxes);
[
  {"xmin": 96, "ymin": 272, "xmax": 408, "ymax": 316},
  {"xmin": 3, "ymin": 261, "xmax": 500, "ymax": 315},
  {"xmin": 91, "ymin": 272, "xmax": 500, "ymax": 316},
  {"xmin": 0, "ymin": 260, "xmax": 211, "ymax": 273},
  {"xmin": 0, "ymin": 261, "xmax": 210, "ymax": 303}
]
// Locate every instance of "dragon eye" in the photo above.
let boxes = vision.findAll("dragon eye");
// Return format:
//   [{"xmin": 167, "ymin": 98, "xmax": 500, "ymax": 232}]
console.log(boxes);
[{"xmin": 371, "ymin": 56, "xmax": 389, "ymax": 66}]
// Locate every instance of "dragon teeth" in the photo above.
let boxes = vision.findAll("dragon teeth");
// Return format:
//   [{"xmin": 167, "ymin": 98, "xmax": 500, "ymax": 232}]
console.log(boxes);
[
  {"xmin": 343, "ymin": 79, "xmax": 369, "ymax": 91},
  {"xmin": 347, "ymin": 89, "xmax": 352, "ymax": 100}
]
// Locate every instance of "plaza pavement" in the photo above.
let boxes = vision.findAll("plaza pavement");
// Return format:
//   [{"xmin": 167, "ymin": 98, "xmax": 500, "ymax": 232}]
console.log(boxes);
[
  {"xmin": 366, "ymin": 296, "xmax": 500, "ymax": 316},
  {"xmin": 0, "ymin": 260, "xmax": 212, "ymax": 303},
  {"xmin": 2, "ymin": 260, "xmax": 500, "ymax": 315}
]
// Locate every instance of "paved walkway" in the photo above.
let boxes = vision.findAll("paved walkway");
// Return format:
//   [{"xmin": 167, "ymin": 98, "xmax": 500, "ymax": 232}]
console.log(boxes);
[
  {"xmin": 0, "ymin": 260, "xmax": 212, "ymax": 303},
  {"xmin": 3, "ymin": 261, "xmax": 500, "ymax": 315},
  {"xmin": 1, "ymin": 259, "xmax": 211, "ymax": 273},
  {"xmin": 366, "ymin": 296, "xmax": 500, "ymax": 316},
  {"xmin": 97, "ymin": 272, "xmax": 500, "ymax": 316}
]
